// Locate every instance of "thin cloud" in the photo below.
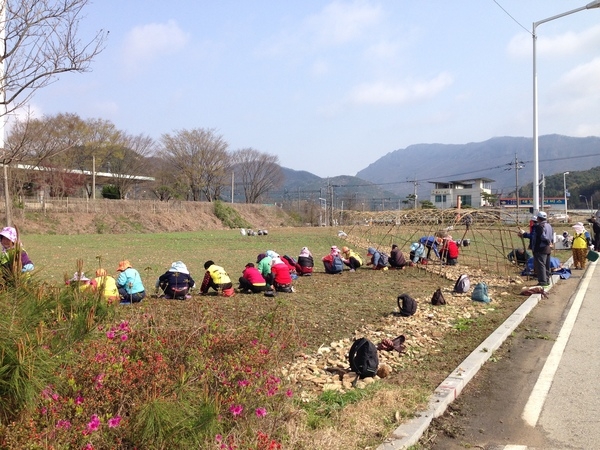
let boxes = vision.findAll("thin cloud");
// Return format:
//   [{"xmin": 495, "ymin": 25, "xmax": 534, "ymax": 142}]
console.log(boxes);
[
  {"xmin": 121, "ymin": 20, "xmax": 190, "ymax": 76},
  {"xmin": 349, "ymin": 72, "xmax": 454, "ymax": 105},
  {"xmin": 507, "ymin": 24, "xmax": 600, "ymax": 58},
  {"xmin": 257, "ymin": 0, "xmax": 383, "ymax": 57},
  {"xmin": 306, "ymin": 0, "xmax": 383, "ymax": 46}
]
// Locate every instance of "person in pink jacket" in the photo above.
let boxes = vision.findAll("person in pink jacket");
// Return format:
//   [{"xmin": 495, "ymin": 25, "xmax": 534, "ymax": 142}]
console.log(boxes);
[{"xmin": 238, "ymin": 263, "xmax": 267, "ymax": 294}]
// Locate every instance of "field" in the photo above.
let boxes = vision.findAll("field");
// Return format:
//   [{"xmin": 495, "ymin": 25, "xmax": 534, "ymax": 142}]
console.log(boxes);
[{"xmin": 5, "ymin": 225, "xmax": 564, "ymax": 449}]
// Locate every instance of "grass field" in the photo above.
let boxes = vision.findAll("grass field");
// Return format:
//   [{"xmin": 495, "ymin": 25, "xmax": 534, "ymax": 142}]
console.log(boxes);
[{"xmin": 15, "ymin": 225, "xmax": 562, "ymax": 449}]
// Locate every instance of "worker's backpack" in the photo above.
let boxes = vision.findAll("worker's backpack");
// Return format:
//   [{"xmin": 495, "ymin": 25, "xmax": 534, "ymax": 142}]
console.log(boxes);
[
  {"xmin": 453, "ymin": 274, "xmax": 471, "ymax": 293},
  {"xmin": 348, "ymin": 338, "xmax": 379, "ymax": 379},
  {"xmin": 397, "ymin": 293, "xmax": 417, "ymax": 317}
]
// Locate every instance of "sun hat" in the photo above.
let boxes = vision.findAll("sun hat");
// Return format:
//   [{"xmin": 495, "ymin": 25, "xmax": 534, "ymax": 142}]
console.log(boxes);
[
  {"xmin": 572, "ymin": 222, "xmax": 585, "ymax": 233},
  {"xmin": 117, "ymin": 260, "xmax": 132, "ymax": 272},
  {"xmin": 96, "ymin": 268, "xmax": 107, "ymax": 277},
  {"xmin": 537, "ymin": 211, "xmax": 547, "ymax": 220},
  {"xmin": 0, "ymin": 227, "xmax": 17, "ymax": 243},
  {"xmin": 72, "ymin": 272, "xmax": 90, "ymax": 282},
  {"xmin": 169, "ymin": 261, "xmax": 189, "ymax": 274}
]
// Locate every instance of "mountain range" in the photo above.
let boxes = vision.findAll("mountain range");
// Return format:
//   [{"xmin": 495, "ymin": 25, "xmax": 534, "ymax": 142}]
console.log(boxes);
[{"xmin": 277, "ymin": 134, "xmax": 600, "ymax": 208}]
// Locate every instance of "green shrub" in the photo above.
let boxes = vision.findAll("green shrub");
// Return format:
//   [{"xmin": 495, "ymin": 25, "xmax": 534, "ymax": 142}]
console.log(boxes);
[{"xmin": 213, "ymin": 200, "xmax": 252, "ymax": 229}]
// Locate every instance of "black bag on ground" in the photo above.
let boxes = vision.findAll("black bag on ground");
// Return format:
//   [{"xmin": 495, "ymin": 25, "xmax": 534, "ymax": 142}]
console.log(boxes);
[
  {"xmin": 397, "ymin": 293, "xmax": 417, "ymax": 317},
  {"xmin": 453, "ymin": 274, "xmax": 471, "ymax": 293},
  {"xmin": 348, "ymin": 337, "xmax": 379, "ymax": 379},
  {"xmin": 431, "ymin": 288, "xmax": 446, "ymax": 305}
]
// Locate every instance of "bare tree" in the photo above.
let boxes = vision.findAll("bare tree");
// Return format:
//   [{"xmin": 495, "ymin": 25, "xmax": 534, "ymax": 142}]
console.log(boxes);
[
  {"xmin": 106, "ymin": 133, "xmax": 155, "ymax": 199},
  {"xmin": 232, "ymin": 148, "xmax": 284, "ymax": 203},
  {"xmin": 1, "ymin": 0, "xmax": 107, "ymax": 224},
  {"xmin": 160, "ymin": 128, "xmax": 230, "ymax": 202}
]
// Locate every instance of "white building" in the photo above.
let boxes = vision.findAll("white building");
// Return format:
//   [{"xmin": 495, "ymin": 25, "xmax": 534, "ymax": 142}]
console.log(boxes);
[{"xmin": 429, "ymin": 178, "xmax": 494, "ymax": 209}]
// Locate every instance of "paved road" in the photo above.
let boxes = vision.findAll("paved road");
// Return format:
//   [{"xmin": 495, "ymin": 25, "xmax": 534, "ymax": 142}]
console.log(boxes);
[{"xmin": 417, "ymin": 260, "xmax": 599, "ymax": 450}]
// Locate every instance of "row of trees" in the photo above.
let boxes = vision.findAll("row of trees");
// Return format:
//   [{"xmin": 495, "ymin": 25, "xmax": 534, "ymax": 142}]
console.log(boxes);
[{"xmin": 5, "ymin": 113, "xmax": 284, "ymax": 204}]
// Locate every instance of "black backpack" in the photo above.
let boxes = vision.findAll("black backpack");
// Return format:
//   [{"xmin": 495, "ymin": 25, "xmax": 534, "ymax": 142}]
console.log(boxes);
[
  {"xmin": 453, "ymin": 274, "xmax": 470, "ymax": 293},
  {"xmin": 431, "ymin": 288, "xmax": 446, "ymax": 305},
  {"xmin": 348, "ymin": 338, "xmax": 379, "ymax": 379},
  {"xmin": 397, "ymin": 294, "xmax": 417, "ymax": 317}
]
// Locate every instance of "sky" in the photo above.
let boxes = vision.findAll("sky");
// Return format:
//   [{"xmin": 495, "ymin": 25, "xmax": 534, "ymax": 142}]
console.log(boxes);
[{"xmin": 21, "ymin": 0, "xmax": 600, "ymax": 178}]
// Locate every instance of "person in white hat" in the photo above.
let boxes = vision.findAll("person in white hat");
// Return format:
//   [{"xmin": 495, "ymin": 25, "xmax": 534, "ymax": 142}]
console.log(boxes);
[
  {"xmin": 571, "ymin": 222, "xmax": 590, "ymax": 270},
  {"xmin": 156, "ymin": 261, "xmax": 195, "ymax": 299}
]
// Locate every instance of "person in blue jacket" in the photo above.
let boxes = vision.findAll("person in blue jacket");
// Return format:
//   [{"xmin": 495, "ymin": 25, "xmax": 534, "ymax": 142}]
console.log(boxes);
[
  {"xmin": 116, "ymin": 260, "xmax": 146, "ymax": 304},
  {"xmin": 419, "ymin": 236, "xmax": 441, "ymax": 260},
  {"xmin": 366, "ymin": 247, "xmax": 388, "ymax": 270}
]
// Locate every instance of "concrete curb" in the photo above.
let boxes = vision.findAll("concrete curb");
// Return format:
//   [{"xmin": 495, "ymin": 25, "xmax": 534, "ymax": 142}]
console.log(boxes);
[{"xmin": 377, "ymin": 260, "xmax": 573, "ymax": 450}]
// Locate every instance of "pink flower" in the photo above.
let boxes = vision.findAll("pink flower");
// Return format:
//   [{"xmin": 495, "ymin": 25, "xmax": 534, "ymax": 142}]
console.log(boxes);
[
  {"xmin": 237, "ymin": 379, "xmax": 250, "ymax": 387},
  {"xmin": 83, "ymin": 444, "xmax": 94, "ymax": 450},
  {"xmin": 119, "ymin": 321, "xmax": 129, "ymax": 330},
  {"xmin": 255, "ymin": 407, "xmax": 267, "ymax": 417},
  {"xmin": 87, "ymin": 414, "xmax": 100, "ymax": 432},
  {"xmin": 106, "ymin": 330, "xmax": 115, "ymax": 339},
  {"xmin": 215, "ymin": 434, "xmax": 223, "ymax": 443},
  {"xmin": 120, "ymin": 334, "xmax": 128, "ymax": 342},
  {"xmin": 75, "ymin": 395, "xmax": 84, "ymax": 405},
  {"xmin": 56, "ymin": 419, "xmax": 71, "ymax": 429},
  {"xmin": 108, "ymin": 416, "xmax": 121, "ymax": 428},
  {"xmin": 251, "ymin": 339, "xmax": 258, "ymax": 346},
  {"xmin": 285, "ymin": 389, "xmax": 293, "ymax": 398},
  {"xmin": 229, "ymin": 404, "xmax": 243, "ymax": 417}
]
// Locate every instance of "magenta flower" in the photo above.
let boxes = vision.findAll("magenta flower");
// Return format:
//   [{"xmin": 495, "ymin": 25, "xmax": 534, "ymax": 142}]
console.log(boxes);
[
  {"xmin": 87, "ymin": 414, "xmax": 100, "ymax": 432},
  {"xmin": 229, "ymin": 404, "xmax": 243, "ymax": 417},
  {"xmin": 106, "ymin": 330, "xmax": 115, "ymax": 339},
  {"xmin": 83, "ymin": 444, "xmax": 94, "ymax": 450},
  {"xmin": 75, "ymin": 394, "xmax": 84, "ymax": 405},
  {"xmin": 255, "ymin": 407, "xmax": 267, "ymax": 417},
  {"xmin": 285, "ymin": 389, "xmax": 293, "ymax": 398},
  {"xmin": 215, "ymin": 434, "xmax": 223, "ymax": 443},
  {"xmin": 56, "ymin": 419, "xmax": 71, "ymax": 429},
  {"xmin": 119, "ymin": 321, "xmax": 129, "ymax": 330},
  {"xmin": 108, "ymin": 416, "xmax": 122, "ymax": 428},
  {"xmin": 237, "ymin": 379, "xmax": 250, "ymax": 387},
  {"xmin": 120, "ymin": 334, "xmax": 128, "ymax": 342}
]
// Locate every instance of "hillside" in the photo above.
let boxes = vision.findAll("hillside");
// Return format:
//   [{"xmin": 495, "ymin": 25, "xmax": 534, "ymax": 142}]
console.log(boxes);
[
  {"xmin": 12, "ymin": 201, "xmax": 294, "ymax": 235},
  {"xmin": 356, "ymin": 135, "xmax": 600, "ymax": 199}
]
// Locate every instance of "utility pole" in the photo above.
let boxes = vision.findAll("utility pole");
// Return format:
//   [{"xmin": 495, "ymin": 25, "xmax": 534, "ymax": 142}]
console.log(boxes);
[
  {"xmin": 506, "ymin": 154, "xmax": 524, "ymax": 222},
  {"xmin": 413, "ymin": 177, "xmax": 419, "ymax": 209},
  {"xmin": 540, "ymin": 173, "xmax": 545, "ymax": 212}
]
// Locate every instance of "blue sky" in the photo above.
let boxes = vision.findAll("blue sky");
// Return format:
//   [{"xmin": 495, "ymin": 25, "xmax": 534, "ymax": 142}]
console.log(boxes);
[{"xmin": 23, "ymin": 1, "xmax": 600, "ymax": 178}]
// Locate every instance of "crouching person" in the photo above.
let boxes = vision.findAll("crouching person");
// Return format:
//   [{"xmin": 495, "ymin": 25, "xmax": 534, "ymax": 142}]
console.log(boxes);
[
  {"xmin": 116, "ymin": 260, "xmax": 146, "ymax": 304},
  {"xmin": 341, "ymin": 246, "xmax": 362, "ymax": 271},
  {"xmin": 156, "ymin": 261, "xmax": 195, "ymax": 299},
  {"xmin": 322, "ymin": 246, "xmax": 344, "ymax": 274},
  {"xmin": 238, "ymin": 263, "xmax": 267, "ymax": 294},
  {"xmin": 271, "ymin": 259, "xmax": 293, "ymax": 292},
  {"xmin": 201, "ymin": 260, "xmax": 234, "ymax": 297},
  {"xmin": 295, "ymin": 247, "xmax": 314, "ymax": 276}
]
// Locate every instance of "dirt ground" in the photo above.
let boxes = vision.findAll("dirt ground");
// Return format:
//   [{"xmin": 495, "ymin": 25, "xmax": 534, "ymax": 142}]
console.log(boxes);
[{"xmin": 12, "ymin": 202, "xmax": 293, "ymax": 235}]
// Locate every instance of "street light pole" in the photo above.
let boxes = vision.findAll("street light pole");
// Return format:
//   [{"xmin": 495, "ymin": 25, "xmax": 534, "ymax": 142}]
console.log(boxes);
[
  {"xmin": 563, "ymin": 171, "xmax": 569, "ymax": 223},
  {"xmin": 532, "ymin": 0, "xmax": 600, "ymax": 213}
]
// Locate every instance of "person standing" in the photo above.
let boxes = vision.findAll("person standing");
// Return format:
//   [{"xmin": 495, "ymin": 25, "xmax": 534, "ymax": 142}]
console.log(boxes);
[
  {"xmin": 571, "ymin": 222, "xmax": 589, "ymax": 270},
  {"xmin": 588, "ymin": 216, "xmax": 600, "ymax": 250},
  {"xmin": 530, "ymin": 211, "xmax": 554, "ymax": 287}
]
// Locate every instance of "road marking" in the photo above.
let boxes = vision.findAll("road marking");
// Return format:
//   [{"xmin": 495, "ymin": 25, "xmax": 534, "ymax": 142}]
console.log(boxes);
[{"xmin": 521, "ymin": 262, "xmax": 597, "ymax": 427}]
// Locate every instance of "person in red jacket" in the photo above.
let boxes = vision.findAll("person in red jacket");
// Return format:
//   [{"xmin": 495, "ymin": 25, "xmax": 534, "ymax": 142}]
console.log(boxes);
[
  {"xmin": 238, "ymin": 263, "xmax": 267, "ymax": 294},
  {"xmin": 270, "ymin": 260, "xmax": 293, "ymax": 292},
  {"xmin": 440, "ymin": 237, "xmax": 459, "ymax": 266}
]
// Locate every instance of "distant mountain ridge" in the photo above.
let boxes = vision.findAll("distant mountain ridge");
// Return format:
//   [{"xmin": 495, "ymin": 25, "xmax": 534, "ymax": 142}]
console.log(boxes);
[
  {"xmin": 355, "ymin": 135, "xmax": 600, "ymax": 198},
  {"xmin": 278, "ymin": 135, "xmax": 600, "ymax": 206}
]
